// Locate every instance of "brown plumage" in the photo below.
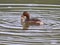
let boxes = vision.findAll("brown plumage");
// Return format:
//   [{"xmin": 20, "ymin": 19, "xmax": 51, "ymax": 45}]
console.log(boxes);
[{"xmin": 21, "ymin": 11, "xmax": 44, "ymax": 25}]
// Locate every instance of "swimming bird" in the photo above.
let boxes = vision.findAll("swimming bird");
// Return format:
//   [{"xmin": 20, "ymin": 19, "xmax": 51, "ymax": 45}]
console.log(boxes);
[{"xmin": 21, "ymin": 11, "xmax": 44, "ymax": 26}]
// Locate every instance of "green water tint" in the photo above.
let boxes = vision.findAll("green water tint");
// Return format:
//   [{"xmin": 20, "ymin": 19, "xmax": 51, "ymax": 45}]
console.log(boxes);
[{"xmin": 0, "ymin": 0, "xmax": 60, "ymax": 4}]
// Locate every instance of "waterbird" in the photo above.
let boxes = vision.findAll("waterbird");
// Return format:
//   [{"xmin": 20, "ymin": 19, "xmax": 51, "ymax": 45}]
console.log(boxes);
[{"xmin": 21, "ymin": 11, "xmax": 44, "ymax": 29}]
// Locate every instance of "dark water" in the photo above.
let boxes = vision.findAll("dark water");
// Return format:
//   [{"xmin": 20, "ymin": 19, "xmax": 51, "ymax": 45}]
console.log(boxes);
[{"xmin": 0, "ymin": 4, "xmax": 60, "ymax": 45}]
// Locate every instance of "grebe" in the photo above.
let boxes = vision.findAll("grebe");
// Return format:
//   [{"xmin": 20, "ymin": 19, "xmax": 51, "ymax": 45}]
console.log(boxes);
[{"xmin": 21, "ymin": 11, "xmax": 44, "ymax": 26}]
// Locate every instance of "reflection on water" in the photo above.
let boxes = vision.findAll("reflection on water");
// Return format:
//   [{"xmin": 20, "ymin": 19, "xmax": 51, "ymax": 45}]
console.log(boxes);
[{"xmin": 0, "ymin": 4, "xmax": 60, "ymax": 45}]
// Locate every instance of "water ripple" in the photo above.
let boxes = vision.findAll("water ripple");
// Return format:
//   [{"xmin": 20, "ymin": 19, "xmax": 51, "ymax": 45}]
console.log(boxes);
[{"xmin": 0, "ymin": 7, "xmax": 60, "ymax": 45}]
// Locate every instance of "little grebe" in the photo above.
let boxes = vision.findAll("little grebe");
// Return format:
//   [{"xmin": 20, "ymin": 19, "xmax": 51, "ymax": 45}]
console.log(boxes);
[{"xmin": 21, "ymin": 11, "xmax": 44, "ymax": 26}]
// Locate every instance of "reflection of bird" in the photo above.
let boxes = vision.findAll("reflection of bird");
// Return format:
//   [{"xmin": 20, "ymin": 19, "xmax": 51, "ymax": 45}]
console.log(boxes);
[{"xmin": 21, "ymin": 11, "xmax": 44, "ymax": 29}]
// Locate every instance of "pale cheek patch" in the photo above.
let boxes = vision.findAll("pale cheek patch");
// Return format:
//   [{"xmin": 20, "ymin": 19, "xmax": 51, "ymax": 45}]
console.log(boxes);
[{"xmin": 21, "ymin": 16, "xmax": 26, "ymax": 22}]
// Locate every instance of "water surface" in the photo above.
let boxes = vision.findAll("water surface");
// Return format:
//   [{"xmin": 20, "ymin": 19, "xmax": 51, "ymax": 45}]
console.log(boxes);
[{"xmin": 0, "ymin": 4, "xmax": 60, "ymax": 45}]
